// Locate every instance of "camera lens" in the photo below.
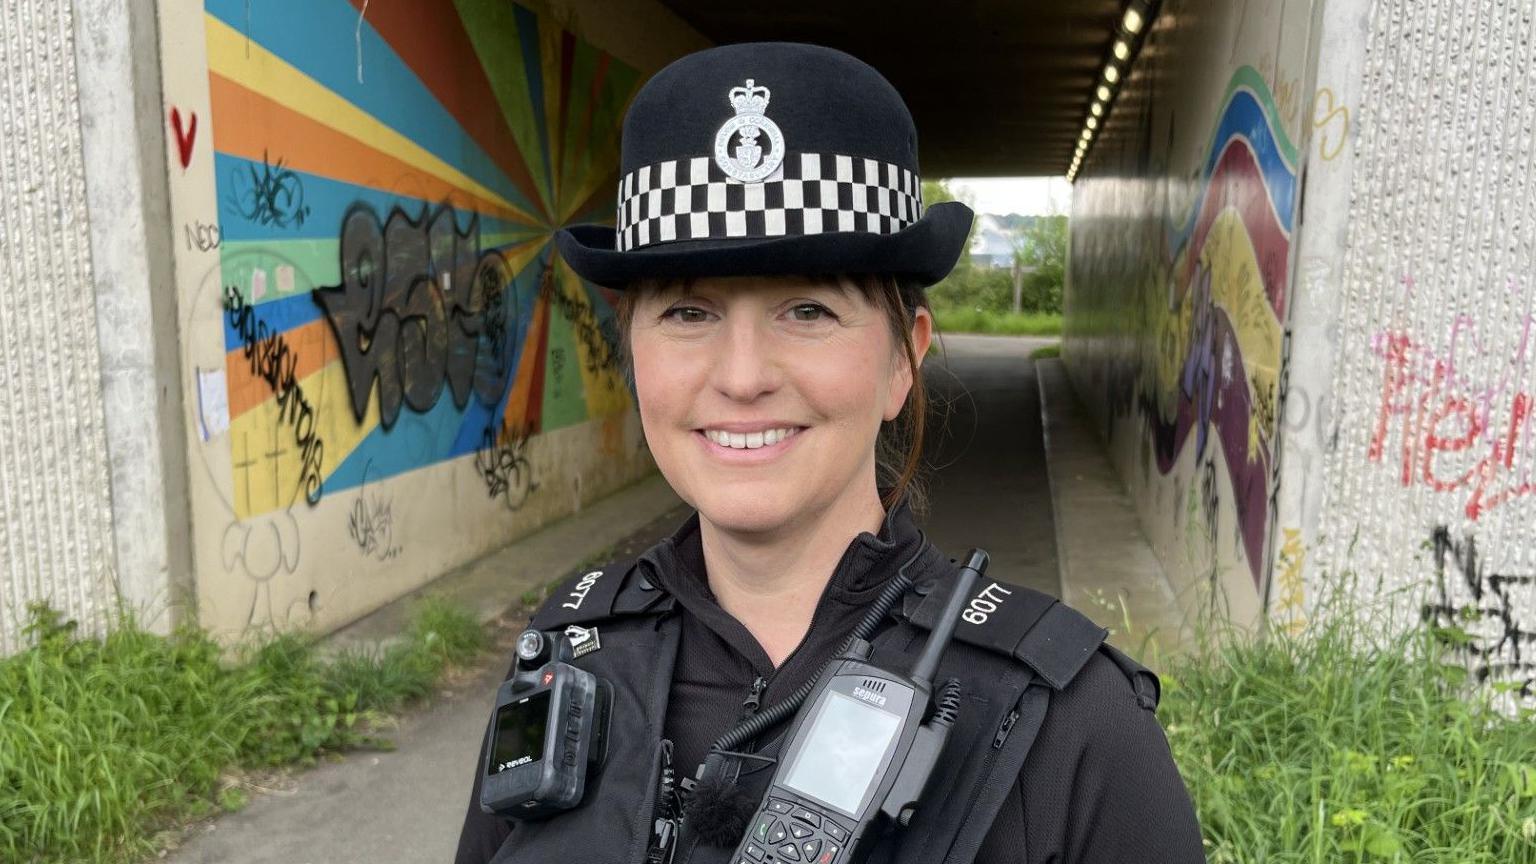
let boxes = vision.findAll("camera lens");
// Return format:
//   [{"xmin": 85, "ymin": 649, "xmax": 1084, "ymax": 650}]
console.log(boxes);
[{"xmin": 516, "ymin": 630, "xmax": 546, "ymax": 662}]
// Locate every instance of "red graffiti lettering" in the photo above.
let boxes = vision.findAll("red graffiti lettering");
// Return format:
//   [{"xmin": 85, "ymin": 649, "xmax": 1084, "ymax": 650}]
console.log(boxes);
[
  {"xmin": 1370, "ymin": 328, "xmax": 1535, "ymax": 520},
  {"xmin": 170, "ymin": 107, "xmax": 197, "ymax": 169}
]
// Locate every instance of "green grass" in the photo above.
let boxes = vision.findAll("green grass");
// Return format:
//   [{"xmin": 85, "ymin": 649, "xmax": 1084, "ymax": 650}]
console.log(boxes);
[
  {"xmin": 0, "ymin": 599, "xmax": 488, "ymax": 863},
  {"xmin": 1029, "ymin": 343, "xmax": 1061, "ymax": 360},
  {"xmin": 1160, "ymin": 597, "xmax": 1536, "ymax": 863},
  {"xmin": 932, "ymin": 307, "xmax": 1063, "ymax": 336}
]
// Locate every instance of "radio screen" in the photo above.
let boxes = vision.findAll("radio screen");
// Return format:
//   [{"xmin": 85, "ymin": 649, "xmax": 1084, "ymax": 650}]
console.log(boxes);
[
  {"xmin": 782, "ymin": 690, "xmax": 902, "ymax": 815},
  {"xmin": 490, "ymin": 690, "xmax": 550, "ymax": 774}
]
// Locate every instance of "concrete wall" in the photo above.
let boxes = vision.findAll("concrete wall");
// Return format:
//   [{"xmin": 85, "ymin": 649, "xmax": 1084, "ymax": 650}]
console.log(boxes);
[
  {"xmin": 1064, "ymin": 0, "xmax": 1315, "ymax": 628},
  {"xmin": 154, "ymin": 0, "xmax": 708, "ymax": 641},
  {"xmin": 1305, "ymin": 0, "xmax": 1536, "ymax": 703}
]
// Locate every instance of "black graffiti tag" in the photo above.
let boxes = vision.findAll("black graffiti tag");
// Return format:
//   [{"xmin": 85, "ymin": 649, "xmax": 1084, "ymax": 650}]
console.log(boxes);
[
  {"xmin": 230, "ymin": 150, "xmax": 311, "ymax": 229},
  {"xmin": 475, "ymin": 423, "xmax": 538, "ymax": 511},
  {"xmin": 313, "ymin": 203, "xmax": 514, "ymax": 430},
  {"xmin": 540, "ymin": 264, "xmax": 620, "ymax": 378},
  {"xmin": 223, "ymin": 285, "xmax": 325, "ymax": 504},
  {"xmin": 1421, "ymin": 526, "xmax": 1536, "ymax": 697},
  {"xmin": 348, "ymin": 494, "xmax": 401, "ymax": 561}
]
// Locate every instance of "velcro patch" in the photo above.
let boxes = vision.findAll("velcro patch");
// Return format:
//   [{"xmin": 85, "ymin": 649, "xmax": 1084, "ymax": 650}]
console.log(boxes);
[
  {"xmin": 904, "ymin": 575, "xmax": 1107, "ymax": 690},
  {"xmin": 908, "ymin": 577, "xmax": 1055, "ymax": 659}
]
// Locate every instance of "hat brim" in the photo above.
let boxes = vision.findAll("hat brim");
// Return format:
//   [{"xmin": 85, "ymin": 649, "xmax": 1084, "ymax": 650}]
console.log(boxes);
[{"xmin": 554, "ymin": 201, "xmax": 974, "ymax": 290}]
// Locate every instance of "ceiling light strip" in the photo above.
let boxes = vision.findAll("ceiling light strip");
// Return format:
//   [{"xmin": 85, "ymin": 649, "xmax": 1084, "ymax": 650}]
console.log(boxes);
[{"xmin": 1067, "ymin": 1, "xmax": 1158, "ymax": 182}]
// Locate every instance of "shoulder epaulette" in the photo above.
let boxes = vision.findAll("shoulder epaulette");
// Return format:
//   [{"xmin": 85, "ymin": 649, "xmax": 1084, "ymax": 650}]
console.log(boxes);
[
  {"xmin": 1099, "ymin": 642, "xmax": 1162, "ymax": 710},
  {"xmin": 900, "ymin": 573, "xmax": 1108, "ymax": 691},
  {"xmin": 530, "ymin": 558, "xmax": 674, "ymax": 629}
]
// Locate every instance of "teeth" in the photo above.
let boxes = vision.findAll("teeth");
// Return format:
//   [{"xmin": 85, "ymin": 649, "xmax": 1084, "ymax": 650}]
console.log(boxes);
[{"xmin": 704, "ymin": 427, "xmax": 800, "ymax": 449}]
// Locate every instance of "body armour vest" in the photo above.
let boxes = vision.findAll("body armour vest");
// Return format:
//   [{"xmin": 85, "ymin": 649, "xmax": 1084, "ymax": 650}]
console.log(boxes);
[{"xmin": 479, "ymin": 546, "xmax": 1157, "ymax": 864}]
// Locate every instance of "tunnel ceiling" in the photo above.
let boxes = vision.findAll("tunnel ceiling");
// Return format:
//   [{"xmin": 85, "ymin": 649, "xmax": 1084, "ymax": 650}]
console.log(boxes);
[{"xmin": 656, "ymin": 0, "xmax": 1125, "ymax": 178}]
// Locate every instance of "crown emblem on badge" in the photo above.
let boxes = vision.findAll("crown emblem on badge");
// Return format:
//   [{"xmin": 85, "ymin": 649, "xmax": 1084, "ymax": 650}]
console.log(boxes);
[
  {"xmin": 728, "ymin": 79, "xmax": 771, "ymax": 114},
  {"xmin": 714, "ymin": 77, "xmax": 786, "ymax": 183}
]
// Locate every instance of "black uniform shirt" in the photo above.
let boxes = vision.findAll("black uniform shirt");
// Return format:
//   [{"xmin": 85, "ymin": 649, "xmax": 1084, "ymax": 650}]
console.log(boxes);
[{"xmin": 456, "ymin": 499, "xmax": 1207, "ymax": 863}]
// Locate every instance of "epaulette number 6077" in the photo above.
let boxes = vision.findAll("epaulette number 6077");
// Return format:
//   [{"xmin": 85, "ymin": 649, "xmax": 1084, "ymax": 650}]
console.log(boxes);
[{"xmin": 962, "ymin": 582, "xmax": 1014, "ymax": 625}]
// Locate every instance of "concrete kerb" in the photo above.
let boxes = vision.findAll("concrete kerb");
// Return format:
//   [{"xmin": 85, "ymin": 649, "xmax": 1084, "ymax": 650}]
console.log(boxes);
[
  {"xmin": 321, "ymin": 473, "xmax": 686, "ymax": 658},
  {"xmin": 1035, "ymin": 358, "xmax": 1193, "ymax": 663}
]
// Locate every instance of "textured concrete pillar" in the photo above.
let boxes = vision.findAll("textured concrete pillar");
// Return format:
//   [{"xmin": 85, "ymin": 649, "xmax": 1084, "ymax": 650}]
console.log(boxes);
[{"xmin": 0, "ymin": 0, "xmax": 119, "ymax": 651}]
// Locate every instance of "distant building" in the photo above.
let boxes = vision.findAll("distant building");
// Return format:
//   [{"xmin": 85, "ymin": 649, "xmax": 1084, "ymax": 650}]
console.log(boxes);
[{"xmin": 968, "ymin": 213, "xmax": 1038, "ymax": 268}]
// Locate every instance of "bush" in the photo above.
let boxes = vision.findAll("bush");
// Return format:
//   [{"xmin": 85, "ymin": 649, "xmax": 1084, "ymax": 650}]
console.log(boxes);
[
  {"xmin": 931, "ymin": 308, "xmax": 1062, "ymax": 336},
  {"xmin": 927, "ymin": 263, "xmax": 1063, "ymax": 317}
]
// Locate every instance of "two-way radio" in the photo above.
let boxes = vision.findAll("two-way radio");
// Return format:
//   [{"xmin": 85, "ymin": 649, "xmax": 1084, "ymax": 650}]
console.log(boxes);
[{"xmin": 727, "ymin": 550, "xmax": 989, "ymax": 864}]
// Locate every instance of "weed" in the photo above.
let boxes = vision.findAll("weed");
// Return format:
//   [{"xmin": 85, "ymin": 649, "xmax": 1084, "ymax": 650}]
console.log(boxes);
[
  {"xmin": 1161, "ymin": 594, "xmax": 1536, "ymax": 862},
  {"xmin": 0, "ymin": 600, "xmax": 487, "ymax": 863}
]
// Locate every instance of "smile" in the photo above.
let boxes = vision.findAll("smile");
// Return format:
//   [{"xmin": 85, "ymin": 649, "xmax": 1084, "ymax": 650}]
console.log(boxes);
[{"xmin": 700, "ymin": 426, "xmax": 803, "ymax": 450}]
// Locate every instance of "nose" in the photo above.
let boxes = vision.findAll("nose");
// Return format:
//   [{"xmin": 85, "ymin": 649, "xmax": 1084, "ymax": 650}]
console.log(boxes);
[{"xmin": 708, "ymin": 313, "xmax": 782, "ymax": 402}]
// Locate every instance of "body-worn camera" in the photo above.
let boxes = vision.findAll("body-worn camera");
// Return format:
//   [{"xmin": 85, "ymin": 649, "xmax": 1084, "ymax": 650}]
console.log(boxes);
[{"xmin": 480, "ymin": 626, "xmax": 612, "ymax": 820}]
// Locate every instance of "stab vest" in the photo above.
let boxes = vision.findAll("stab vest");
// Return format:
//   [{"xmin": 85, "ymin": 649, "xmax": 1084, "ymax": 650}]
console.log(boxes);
[{"xmin": 484, "ymin": 548, "xmax": 1159, "ymax": 864}]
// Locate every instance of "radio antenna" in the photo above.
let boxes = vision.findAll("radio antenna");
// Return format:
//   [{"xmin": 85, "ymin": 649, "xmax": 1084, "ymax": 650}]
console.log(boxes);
[{"xmin": 909, "ymin": 549, "xmax": 987, "ymax": 689}]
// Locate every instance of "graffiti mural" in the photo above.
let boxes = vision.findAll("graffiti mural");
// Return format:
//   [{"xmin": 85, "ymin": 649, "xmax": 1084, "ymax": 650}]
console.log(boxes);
[
  {"xmin": 1070, "ymin": 65, "xmax": 1298, "ymax": 603},
  {"xmin": 203, "ymin": 0, "xmax": 640, "ymax": 520}
]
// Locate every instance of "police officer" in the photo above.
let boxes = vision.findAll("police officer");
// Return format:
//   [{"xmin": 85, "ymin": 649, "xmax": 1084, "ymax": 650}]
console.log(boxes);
[{"xmin": 456, "ymin": 42, "xmax": 1205, "ymax": 864}]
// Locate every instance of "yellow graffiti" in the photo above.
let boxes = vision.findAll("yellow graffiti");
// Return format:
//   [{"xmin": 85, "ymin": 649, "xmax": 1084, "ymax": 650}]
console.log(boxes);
[
  {"xmin": 1273, "ymin": 527, "xmax": 1307, "ymax": 634},
  {"xmin": 1312, "ymin": 86, "xmax": 1350, "ymax": 162}
]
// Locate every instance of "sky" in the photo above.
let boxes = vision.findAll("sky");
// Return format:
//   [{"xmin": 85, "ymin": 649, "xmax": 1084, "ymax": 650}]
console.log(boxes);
[{"xmin": 946, "ymin": 176, "xmax": 1073, "ymax": 217}]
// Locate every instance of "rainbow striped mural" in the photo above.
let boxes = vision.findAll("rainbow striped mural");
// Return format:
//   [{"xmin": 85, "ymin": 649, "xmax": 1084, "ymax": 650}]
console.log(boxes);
[{"xmin": 204, "ymin": 0, "xmax": 640, "ymax": 519}]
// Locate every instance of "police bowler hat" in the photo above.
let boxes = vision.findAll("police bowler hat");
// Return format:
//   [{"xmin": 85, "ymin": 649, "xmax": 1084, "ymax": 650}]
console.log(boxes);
[{"xmin": 555, "ymin": 42, "xmax": 974, "ymax": 290}]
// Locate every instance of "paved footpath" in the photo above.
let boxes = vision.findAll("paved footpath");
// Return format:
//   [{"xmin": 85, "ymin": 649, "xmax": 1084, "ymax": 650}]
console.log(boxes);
[
  {"xmin": 164, "ymin": 334, "xmax": 1065, "ymax": 863},
  {"xmin": 920, "ymin": 334, "xmax": 1061, "ymax": 597}
]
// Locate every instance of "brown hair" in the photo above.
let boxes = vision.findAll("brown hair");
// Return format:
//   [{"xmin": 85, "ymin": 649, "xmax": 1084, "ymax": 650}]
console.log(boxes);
[{"xmin": 612, "ymin": 274, "xmax": 930, "ymax": 514}]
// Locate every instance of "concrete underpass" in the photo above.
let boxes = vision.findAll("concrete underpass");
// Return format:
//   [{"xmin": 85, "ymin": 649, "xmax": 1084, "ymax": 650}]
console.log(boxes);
[{"xmin": 4, "ymin": 0, "xmax": 1536, "ymax": 858}]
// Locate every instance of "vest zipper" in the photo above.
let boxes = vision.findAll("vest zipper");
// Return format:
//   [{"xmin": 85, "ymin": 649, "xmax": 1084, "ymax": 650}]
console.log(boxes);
[
  {"xmin": 741, "ymin": 675, "xmax": 768, "ymax": 716},
  {"xmin": 936, "ymin": 689, "xmax": 1033, "ymax": 864},
  {"xmin": 992, "ymin": 708, "xmax": 1020, "ymax": 749},
  {"xmin": 647, "ymin": 740, "xmax": 679, "ymax": 864}
]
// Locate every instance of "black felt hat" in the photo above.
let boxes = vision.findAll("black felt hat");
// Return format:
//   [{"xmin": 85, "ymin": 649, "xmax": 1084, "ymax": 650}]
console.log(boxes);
[{"xmin": 555, "ymin": 42, "xmax": 973, "ymax": 290}]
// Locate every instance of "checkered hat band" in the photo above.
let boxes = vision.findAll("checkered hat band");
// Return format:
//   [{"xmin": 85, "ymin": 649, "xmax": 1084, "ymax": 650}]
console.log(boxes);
[{"xmin": 614, "ymin": 153, "xmax": 925, "ymax": 252}]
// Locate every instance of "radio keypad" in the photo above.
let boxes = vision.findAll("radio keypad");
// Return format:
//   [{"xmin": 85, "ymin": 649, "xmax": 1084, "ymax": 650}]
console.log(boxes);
[{"xmin": 743, "ymin": 803, "xmax": 850, "ymax": 864}]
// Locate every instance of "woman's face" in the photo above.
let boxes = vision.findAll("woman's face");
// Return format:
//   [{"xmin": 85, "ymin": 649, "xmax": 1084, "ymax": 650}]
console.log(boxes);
[{"xmin": 629, "ymin": 275, "xmax": 930, "ymax": 534}]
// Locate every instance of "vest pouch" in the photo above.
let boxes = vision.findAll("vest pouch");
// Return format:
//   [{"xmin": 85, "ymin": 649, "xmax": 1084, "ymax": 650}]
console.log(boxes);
[
  {"xmin": 489, "ymin": 622, "xmax": 679, "ymax": 864},
  {"xmin": 866, "ymin": 627, "xmax": 1040, "ymax": 864}
]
